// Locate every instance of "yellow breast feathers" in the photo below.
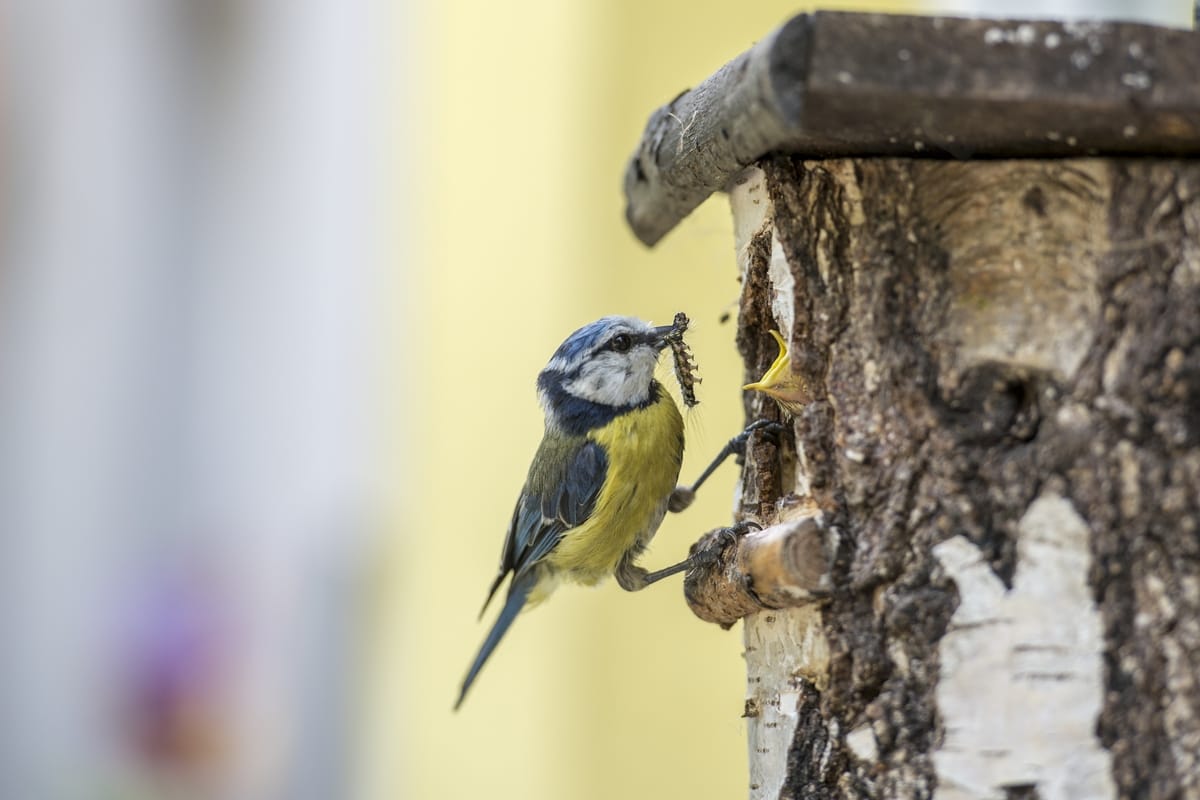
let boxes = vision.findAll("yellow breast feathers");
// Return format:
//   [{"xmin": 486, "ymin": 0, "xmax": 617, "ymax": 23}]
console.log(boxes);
[{"xmin": 546, "ymin": 391, "xmax": 684, "ymax": 584}]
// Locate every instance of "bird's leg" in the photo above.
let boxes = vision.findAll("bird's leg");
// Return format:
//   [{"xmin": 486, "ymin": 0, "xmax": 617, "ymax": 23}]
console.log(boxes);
[
  {"xmin": 669, "ymin": 419, "xmax": 786, "ymax": 513},
  {"xmin": 614, "ymin": 559, "xmax": 683, "ymax": 591},
  {"xmin": 615, "ymin": 521, "xmax": 762, "ymax": 591}
]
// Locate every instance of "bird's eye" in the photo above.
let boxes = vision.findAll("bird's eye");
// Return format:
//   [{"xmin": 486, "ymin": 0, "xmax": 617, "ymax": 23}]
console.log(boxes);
[{"xmin": 610, "ymin": 334, "xmax": 632, "ymax": 353}]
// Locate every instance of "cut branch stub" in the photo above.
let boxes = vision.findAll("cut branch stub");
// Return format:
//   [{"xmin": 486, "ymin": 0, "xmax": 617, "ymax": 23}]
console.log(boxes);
[
  {"xmin": 684, "ymin": 516, "xmax": 834, "ymax": 628},
  {"xmin": 623, "ymin": 11, "xmax": 1200, "ymax": 245}
]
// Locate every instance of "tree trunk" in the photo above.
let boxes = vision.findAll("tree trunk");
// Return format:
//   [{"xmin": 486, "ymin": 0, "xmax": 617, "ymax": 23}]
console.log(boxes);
[{"xmin": 725, "ymin": 157, "xmax": 1200, "ymax": 799}]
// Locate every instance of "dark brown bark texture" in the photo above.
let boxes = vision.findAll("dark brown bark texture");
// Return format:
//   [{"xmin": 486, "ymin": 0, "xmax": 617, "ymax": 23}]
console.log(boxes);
[{"xmin": 734, "ymin": 155, "xmax": 1200, "ymax": 799}]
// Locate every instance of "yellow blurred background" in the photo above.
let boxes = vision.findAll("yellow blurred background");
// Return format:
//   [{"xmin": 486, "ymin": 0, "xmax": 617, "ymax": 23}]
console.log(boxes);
[
  {"xmin": 377, "ymin": 2, "xmax": 916, "ymax": 799},
  {"xmin": 5, "ymin": 2, "xmax": 1190, "ymax": 799}
]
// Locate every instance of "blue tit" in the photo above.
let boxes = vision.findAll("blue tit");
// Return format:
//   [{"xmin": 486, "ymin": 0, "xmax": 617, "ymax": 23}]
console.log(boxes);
[{"xmin": 456, "ymin": 315, "xmax": 689, "ymax": 709}]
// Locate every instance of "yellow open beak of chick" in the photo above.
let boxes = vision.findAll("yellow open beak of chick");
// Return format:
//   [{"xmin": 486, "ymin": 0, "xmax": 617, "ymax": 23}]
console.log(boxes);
[{"xmin": 742, "ymin": 329, "xmax": 807, "ymax": 415}]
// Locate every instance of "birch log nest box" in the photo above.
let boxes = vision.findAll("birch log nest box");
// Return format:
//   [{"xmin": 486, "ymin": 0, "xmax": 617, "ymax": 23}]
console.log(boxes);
[{"xmin": 624, "ymin": 12, "xmax": 1200, "ymax": 800}]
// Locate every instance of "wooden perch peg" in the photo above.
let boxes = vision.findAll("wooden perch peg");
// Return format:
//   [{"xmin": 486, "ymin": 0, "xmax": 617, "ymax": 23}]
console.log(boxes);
[{"xmin": 683, "ymin": 514, "xmax": 834, "ymax": 629}]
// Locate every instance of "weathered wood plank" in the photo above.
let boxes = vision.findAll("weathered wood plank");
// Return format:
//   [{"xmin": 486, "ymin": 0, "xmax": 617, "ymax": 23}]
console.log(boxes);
[{"xmin": 624, "ymin": 12, "xmax": 1200, "ymax": 245}]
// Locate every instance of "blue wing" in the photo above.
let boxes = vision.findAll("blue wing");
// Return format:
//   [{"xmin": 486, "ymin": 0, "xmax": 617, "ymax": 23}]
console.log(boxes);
[
  {"xmin": 459, "ymin": 439, "xmax": 607, "ymax": 708},
  {"xmin": 479, "ymin": 438, "xmax": 608, "ymax": 617}
]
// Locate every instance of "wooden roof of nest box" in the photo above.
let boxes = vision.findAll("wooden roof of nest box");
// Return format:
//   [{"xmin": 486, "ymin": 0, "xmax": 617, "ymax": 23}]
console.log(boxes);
[{"xmin": 623, "ymin": 12, "xmax": 1200, "ymax": 246}]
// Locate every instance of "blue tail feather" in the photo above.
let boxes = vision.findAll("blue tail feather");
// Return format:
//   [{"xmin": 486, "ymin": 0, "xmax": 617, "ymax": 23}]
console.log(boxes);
[{"xmin": 456, "ymin": 572, "xmax": 535, "ymax": 710}]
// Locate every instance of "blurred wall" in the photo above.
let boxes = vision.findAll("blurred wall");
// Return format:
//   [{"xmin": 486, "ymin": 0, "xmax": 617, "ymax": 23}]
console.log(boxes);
[
  {"xmin": 1, "ymin": 2, "xmax": 386, "ymax": 798},
  {"xmin": 932, "ymin": 0, "xmax": 1190, "ymax": 23}
]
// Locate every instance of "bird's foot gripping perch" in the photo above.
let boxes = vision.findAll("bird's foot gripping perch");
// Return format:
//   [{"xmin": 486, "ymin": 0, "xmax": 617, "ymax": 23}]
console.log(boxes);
[
  {"xmin": 669, "ymin": 419, "xmax": 787, "ymax": 513},
  {"xmin": 688, "ymin": 519, "xmax": 762, "ymax": 569},
  {"xmin": 614, "ymin": 520, "xmax": 762, "ymax": 592}
]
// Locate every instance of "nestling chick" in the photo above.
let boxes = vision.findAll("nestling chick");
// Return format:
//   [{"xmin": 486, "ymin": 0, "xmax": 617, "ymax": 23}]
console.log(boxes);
[{"xmin": 743, "ymin": 329, "xmax": 808, "ymax": 416}]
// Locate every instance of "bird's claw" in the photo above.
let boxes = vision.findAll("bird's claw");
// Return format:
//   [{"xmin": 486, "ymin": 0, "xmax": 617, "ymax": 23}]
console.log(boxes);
[
  {"xmin": 689, "ymin": 520, "xmax": 762, "ymax": 570},
  {"xmin": 732, "ymin": 419, "xmax": 787, "ymax": 458},
  {"xmin": 730, "ymin": 519, "xmax": 764, "ymax": 536}
]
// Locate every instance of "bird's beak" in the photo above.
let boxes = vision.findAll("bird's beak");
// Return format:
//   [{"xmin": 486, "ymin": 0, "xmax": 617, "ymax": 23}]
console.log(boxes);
[
  {"xmin": 743, "ymin": 330, "xmax": 807, "ymax": 415},
  {"xmin": 652, "ymin": 324, "xmax": 676, "ymax": 350}
]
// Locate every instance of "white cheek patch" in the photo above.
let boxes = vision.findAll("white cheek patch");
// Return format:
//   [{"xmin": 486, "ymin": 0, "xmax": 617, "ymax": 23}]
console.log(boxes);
[{"xmin": 564, "ymin": 348, "xmax": 658, "ymax": 406}]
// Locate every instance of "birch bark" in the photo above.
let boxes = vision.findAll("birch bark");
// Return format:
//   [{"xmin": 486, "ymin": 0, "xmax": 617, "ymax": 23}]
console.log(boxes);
[{"xmin": 725, "ymin": 158, "xmax": 1200, "ymax": 799}]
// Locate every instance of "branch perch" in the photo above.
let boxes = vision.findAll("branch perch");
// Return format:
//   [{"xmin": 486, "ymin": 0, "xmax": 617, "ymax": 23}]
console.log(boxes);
[{"xmin": 683, "ymin": 516, "xmax": 834, "ymax": 629}]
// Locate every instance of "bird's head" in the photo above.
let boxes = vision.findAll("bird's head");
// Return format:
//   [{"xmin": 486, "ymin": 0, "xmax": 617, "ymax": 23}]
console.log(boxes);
[{"xmin": 538, "ymin": 316, "xmax": 675, "ymax": 416}]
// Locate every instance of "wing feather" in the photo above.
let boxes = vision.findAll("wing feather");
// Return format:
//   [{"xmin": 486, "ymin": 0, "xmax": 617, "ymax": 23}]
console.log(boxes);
[{"xmin": 479, "ymin": 438, "xmax": 607, "ymax": 615}]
